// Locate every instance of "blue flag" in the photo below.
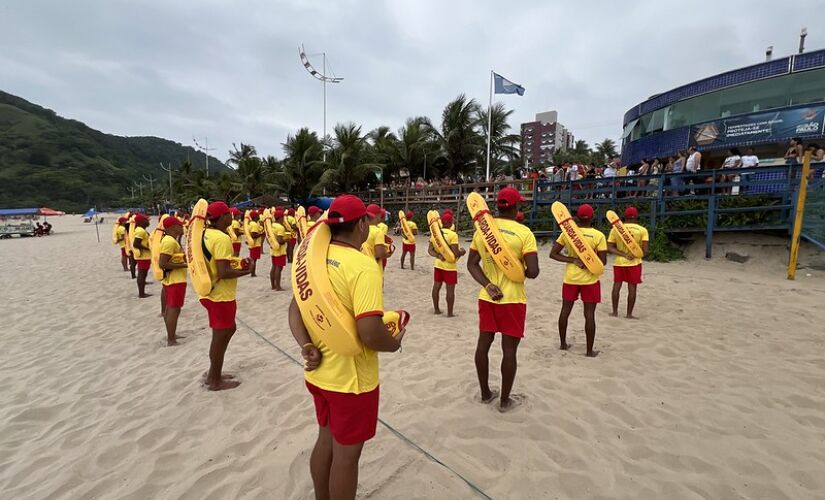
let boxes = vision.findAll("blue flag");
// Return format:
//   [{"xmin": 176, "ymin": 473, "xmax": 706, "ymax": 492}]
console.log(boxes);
[{"xmin": 493, "ymin": 72, "xmax": 525, "ymax": 96}]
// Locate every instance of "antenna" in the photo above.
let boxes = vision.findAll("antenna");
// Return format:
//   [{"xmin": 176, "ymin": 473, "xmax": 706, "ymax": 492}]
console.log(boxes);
[
  {"xmin": 798, "ymin": 27, "xmax": 808, "ymax": 54},
  {"xmin": 299, "ymin": 44, "xmax": 344, "ymax": 158},
  {"xmin": 193, "ymin": 136, "xmax": 216, "ymax": 177}
]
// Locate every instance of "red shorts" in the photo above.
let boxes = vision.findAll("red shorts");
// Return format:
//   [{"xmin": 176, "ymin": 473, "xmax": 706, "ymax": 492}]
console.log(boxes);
[
  {"xmin": 199, "ymin": 299, "xmax": 237, "ymax": 329},
  {"xmin": 289, "ymin": 238, "xmax": 297, "ymax": 245},
  {"xmin": 120, "ymin": 247, "xmax": 127, "ymax": 257},
  {"xmin": 402, "ymin": 243, "xmax": 416, "ymax": 253},
  {"xmin": 164, "ymin": 283, "xmax": 186, "ymax": 308},
  {"xmin": 271, "ymin": 255, "xmax": 287, "ymax": 267},
  {"xmin": 562, "ymin": 282, "xmax": 601, "ymax": 303},
  {"xmin": 614, "ymin": 264, "xmax": 643, "ymax": 284},
  {"xmin": 136, "ymin": 259, "xmax": 151, "ymax": 271},
  {"xmin": 434, "ymin": 268, "xmax": 457, "ymax": 285},
  {"xmin": 232, "ymin": 242, "xmax": 242, "ymax": 254},
  {"xmin": 478, "ymin": 300, "xmax": 527, "ymax": 338},
  {"xmin": 306, "ymin": 382, "xmax": 379, "ymax": 445},
  {"xmin": 249, "ymin": 247, "xmax": 262, "ymax": 260},
  {"xmin": 382, "ymin": 258, "xmax": 387, "ymax": 269}
]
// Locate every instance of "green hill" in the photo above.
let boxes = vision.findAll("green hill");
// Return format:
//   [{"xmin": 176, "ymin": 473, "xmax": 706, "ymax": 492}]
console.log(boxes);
[{"xmin": 0, "ymin": 90, "xmax": 227, "ymax": 212}]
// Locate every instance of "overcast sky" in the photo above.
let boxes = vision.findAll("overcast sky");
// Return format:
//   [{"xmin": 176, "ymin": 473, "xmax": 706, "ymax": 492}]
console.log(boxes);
[{"xmin": 2, "ymin": 0, "xmax": 824, "ymax": 162}]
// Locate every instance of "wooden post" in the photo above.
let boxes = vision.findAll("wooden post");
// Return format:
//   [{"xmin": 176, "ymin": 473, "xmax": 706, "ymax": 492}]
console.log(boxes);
[
  {"xmin": 788, "ymin": 151, "xmax": 812, "ymax": 280},
  {"xmin": 705, "ymin": 195, "xmax": 716, "ymax": 259}
]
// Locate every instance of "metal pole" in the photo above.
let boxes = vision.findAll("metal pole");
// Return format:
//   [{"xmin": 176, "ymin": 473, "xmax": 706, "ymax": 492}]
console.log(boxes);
[
  {"xmin": 205, "ymin": 136, "xmax": 209, "ymax": 177},
  {"xmin": 94, "ymin": 205, "xmax": 100, "ymax": 243},
  {"xmin": 323, "ymin": 52, "xmax": 327, "ymax": 161},
  {"xmin": 485, "ymin": 70, "xmax": 494, "ymax": 182},
  {"xmin": 423, "ymin": 152, "xmax": 427, "ymax": 180}
]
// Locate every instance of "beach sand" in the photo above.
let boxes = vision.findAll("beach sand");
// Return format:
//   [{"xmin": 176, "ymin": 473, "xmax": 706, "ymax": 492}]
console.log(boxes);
[{"xmin": 1, "ymin": 215, "xmax": 824, "ymax": 499}]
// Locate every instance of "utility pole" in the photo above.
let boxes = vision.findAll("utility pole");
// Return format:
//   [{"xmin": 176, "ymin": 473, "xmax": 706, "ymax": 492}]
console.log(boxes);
[
  {"xmin": 193, "ymin": 136, "xmax": 215, "ymax": 177},
  {"xmin": 142, "ymin": 174, "xmax": 156, "ymax": 194},
  {"xmin": 160, "ymin": 162, "xmax": 174, "ymax": 204},
  {"xmin": 128, "ymin": 185, "xmax": 137, "ymax": 199},
  {"xmin": 134, "ymin": 181, "xmax": 144, "ymax": 198}
]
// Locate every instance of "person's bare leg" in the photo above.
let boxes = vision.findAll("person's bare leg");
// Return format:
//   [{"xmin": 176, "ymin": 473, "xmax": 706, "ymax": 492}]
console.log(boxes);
[
  {"xmin": 129, "ymin": 257, "xmax": 136, "ymax": 279},
  {"xmin": 165, "ymin": 307, "xmax": 181, "ymax": 346},
  {"xmin": 446, "ymin": 284, "xmax": 456, "ymax": 317},
  {"xmin": 610, "ymin": 281, "xmax": 622, "ymax": 317},
  {"xmin": 400, "ymin": 250, "xmax": 407, "ymax": 269},
  {"xmin": 583, "ymin": 302, "xmax": 598, "ymax": 357},
  {"xmin": 500, "ymin": 335, "xmax": 521, "ymax": 410},
  {"xmin": 329, "ymin": 440, "xmax": 364, "ymax": 500},
  {"xmin": 274, "ymin": 266, "xmax": 283, "ymax": 291},
  {"xmin": 558, "ymin": 300, "xmax": 574, "ymax": 349},
  {"xmin": 474, "ymin": 332, "xmax": 496, "ymax": 402},
  {"xmin": 137, "ymin": 268, "xmax": 151, "ymax": 298},
  {"xmin": 121, "ymin": 254, "xmax": 128, "ymax": 271},
  {"xmin": 410, "ymin": 252, "xmax": 415, "ymax": 270},
  {"xmin": 626, "ymin": 283, "xmax": 638, "ymax": 319},
  {"xmin": 432, "ymin": 281, "xmax": 442, "ymax": 314},
  {"xmin": 270, "ymin": 264, "xmax": 276, "ymax": 290},
  {"xmin": 250, "ymin": 258, "xmax": 257, "ymax": 277},
  {"xmin": 206, "ymin": 327, "xmax": 241, "ymax": 390},
  {"xmin": 160, "ymin": 286, "xmax": 167, "ymax": 317},
  {"xmin": 310, "ymin": 426, "xmax": 333, "ymax": 500}
]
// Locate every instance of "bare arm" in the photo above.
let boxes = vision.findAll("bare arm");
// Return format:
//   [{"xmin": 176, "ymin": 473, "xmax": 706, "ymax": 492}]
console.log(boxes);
[
  {"xmin": 276, "ymin": 235, "xmax": 285, "ymax": 244},
  {"xmin": 375, "ymin": 244, "xmax": 387, "ymax": 261},
  {"xmin": 467, "ymin": 250, "xmax": 503, "ymax": 301},
  {"xmin": 427, "ymin": 241, "xmax": 441, "ymax": 259},
  {"xmin": 598, "ymin": 250, "xmax": 607, "ymax": 265},
  {"xmin": 450, "ymin": 243, "xmax": 466, "ymax": 259},
  {"xmin": 356, "ymin": 316, "xmax": 401, "ymax": 352},
  {"xmin": 524, "ymin": 252, "xmax": 539, "ymax": 279},
  {"xmin": 289, "ymin": 299, "xmax": 321, "ymax": 371},
  {"xmin": 549, "ymin": 241, "xmax": 577, "ymax": 264},
  {"xmin": 216, "ymin": 259, "xmax": 251, "ymax": 279},
  {"xmin": 641, "ymin": 240, "xmax": 649, "ymax": 256},
  {"xmin": 134, "ymin": 237, "xmax": 150, "ymax": 251},
  {"xmin": 159, "ymin": 253, "xmax": 187, "ymax": 270}
]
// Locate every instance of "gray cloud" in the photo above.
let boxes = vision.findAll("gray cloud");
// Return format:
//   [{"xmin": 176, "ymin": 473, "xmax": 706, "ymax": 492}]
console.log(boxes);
[{"xmin": 2, "ymin": 0, "xmax": 823, "ymax": 162}]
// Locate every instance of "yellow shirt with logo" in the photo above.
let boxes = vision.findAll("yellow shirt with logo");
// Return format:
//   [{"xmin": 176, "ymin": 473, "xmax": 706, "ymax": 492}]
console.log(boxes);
[
  {"xmin": 378, "ymin": 222, "xmax": 388, "ymax": 236},
  {"xmin": 270, "ymin": 222, "xmax": 287, "ymax": 257},
  {"xmin": 305, "ymin": 242, "xmax": 384, "ymax": 394},
  {"xmin": 608, "ymin": 223, "xmax": 649, "ymax": 267},
  {"xmin": 133, "ymin": 226, "xmax": 152, "ymax": 260},
  {"xmin": 248, "ymin": 220, "xmax": 263, "ymax": 248},
  {"xmin": 470, "ymin": 219, "xmax": 537, "ymax": 304},
  {"xmin": 556, "ymin": 227, "xmax": 607, "ymax": 285},
  {"xmin": 159, "ymin": 235, "xmax": 187, "ymax": 286},
  {"xmin": 116, "ymin": 225, "xmax": 127, "ymax": 248},
  {"xmin": 201, "ymin": 228, "xmax": 237, "ymax": 302},
  {"xmin": 285, "ymin": 216, "xmax": 297, "ymax": 239},
  {"xmin": 434, "ymin": 227, "xmax": 459, "ymax": 271},
  {"xmin": 402, "ymin": 221, "xmax": 418, "ymax": 245},
  {"xmin": 229, "ymin": 220, "xmax": 241, "ymax": 243}
]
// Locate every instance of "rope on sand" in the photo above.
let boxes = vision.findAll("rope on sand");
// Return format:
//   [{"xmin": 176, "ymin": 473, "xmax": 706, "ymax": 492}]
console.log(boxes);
[{"xmin": 236, "ymin": 317, "xmax": 494, "ymax": 500}]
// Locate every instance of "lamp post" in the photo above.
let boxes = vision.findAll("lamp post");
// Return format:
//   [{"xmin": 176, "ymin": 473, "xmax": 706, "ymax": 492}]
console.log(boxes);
[
  {"xmin": 193, "ymin": 136, "xmax": 215, "ymax": 177},
  {"xmin": 299, "ymin": 44, "xmax": 344, "ymax": 161},
  {"xmin": 160, "ymin": 162, "xmax": 174, "ymax": 204}
]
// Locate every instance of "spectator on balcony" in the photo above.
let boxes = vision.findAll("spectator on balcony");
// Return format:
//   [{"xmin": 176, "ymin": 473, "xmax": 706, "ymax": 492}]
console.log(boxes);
[
  {"xmin": 741, "ymin": 148, "xmax": 759, "ymax": 168},
  {"xmin": 805, "ymin": 143, "xmax": 824, "ymax": 162},
  {"xmin": 665, "ymin": 157, "xmax": 674, "ymax": 174},
  {"xmin": 720, "ymin": 148, "xmax": 742, "ymax": 194},
  {"xmin": 784, "ymin": 138, "xmax": 804, "ymax": 164},
  {"xmin": 686, "ymin": 146, "xmax": 702, "ymax": 173}
]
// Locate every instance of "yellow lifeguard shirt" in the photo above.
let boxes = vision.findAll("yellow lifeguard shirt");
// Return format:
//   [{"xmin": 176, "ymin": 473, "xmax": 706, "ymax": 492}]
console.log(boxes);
[
  {"xmin": 470, "ymin": 219, "xmax": 536, "ymax": 304},
  {"xmin": 608, "ymin": 223, "xmax": 649, "ymax": 267},
  {"xmin": 133, "ymin": 226, "xmax": 152, "ymax": 260},
  {"xmin": 248, "ymin": 220, "xmax": 263, "ymax": 248},
  {"xmin": 361, "ymin": 225, "xmax": 385, "ymax": 262},
  {"xmin": 556, "ymin": 227, "xmax": 607, "ymax": 285},
  {"xmin": 159, "ymin": 235, "xmax": 187, "ymax": 286},
  {"xmin": 201, "ymin": 228, "xmax": 237, "ymax": 302},
  {"xmin": 402, "ymin": 221, "xmax": 418, "ymax": 245},
  {"xmin": 230, "ymin": 220, "xmax": 241, "ymax": 243},
  {"xmin": 270, "ymin": 222, "xmax": 287, "ymax": 257},
  {"xmin": 433, "ymin": 227, "xmax": 459, "ymax": 271},
  {"xmin": 304, "ymin": 242, "xmax": 384, "ymax": 394},
  {"xmin": 116, "ymin": 225, "xmax": 127, "ymax": 248}
]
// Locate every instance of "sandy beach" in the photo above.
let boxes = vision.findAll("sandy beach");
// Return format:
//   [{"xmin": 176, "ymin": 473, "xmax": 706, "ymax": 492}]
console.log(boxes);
[{"xmin": 1, "ymin": 214, "xmax": 824, "ymax": 499}]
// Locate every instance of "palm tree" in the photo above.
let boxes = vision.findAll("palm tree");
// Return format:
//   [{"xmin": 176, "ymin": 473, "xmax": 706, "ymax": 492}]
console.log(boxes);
[
  {"xmin": 317, "ymin": 122, "xmax": 380, "ymax": 192},
  {"xmin": 228, "ymin": 143, "xmax": 257, "ymax": 167},
  {"xmin": 228, "ymin": 143, "xmax": 265, "ymax": 199},
  {"xmin": 477, "ymin": 102, "xmax": 521, "ymax": 176},
  {"xmin": 367, "ymin": 126, "xmax": 400, "ymax": 183},
  {"xmin": 275, "ymin": 128, "xmax": 325, "ymax": 201},
  {"xmin": 595, "ymin": 138, "xmax": 618, "ymax": 164},
  {"xmin": 573, "ymin": 140, "xmax": 590, "ymax": 156},
  {"xmin": 395, "ymin": 116, "xmax": 437, "ymax": 181},
  {"xmin": 433, "ymin": 94, "xmax": 482, "ymax": 178}
]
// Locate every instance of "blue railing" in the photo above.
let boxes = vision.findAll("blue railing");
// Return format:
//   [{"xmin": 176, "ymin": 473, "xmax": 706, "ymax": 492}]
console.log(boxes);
[{"xmin": 525, "ymin": 163, "xmax": 825, "ymax": 257}]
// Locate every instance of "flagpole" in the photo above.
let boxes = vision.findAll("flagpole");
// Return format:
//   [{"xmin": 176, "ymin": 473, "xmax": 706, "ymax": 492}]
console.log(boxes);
[{"xmin": 485, "ymin": 70, "xmax": 493, "ymax": 182}]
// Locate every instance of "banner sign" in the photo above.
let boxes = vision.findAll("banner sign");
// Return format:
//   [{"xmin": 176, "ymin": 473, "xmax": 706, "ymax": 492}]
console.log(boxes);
[{"xmin": 690, "ymin": 104, "xmax": 825, "ymax": 149}]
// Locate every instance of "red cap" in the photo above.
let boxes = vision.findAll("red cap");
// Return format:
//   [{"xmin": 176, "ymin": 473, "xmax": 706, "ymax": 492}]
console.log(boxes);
[
  {"xmin": 162, "ymin": 216, "xmax": 182, "ymax": 229},
  {"xmin": 405, "ymin": 210, "xmax": 413, "ymax": 219},
  {"xmin": 381, "ymin": 208, "xmax": 387, "ymax": 217},
  {"xmin": 441, "ymin": 212, "xmax": 453, "ymax": 225},
  {"xmin": 576, "ymin": 204, "xmax": 594, "ymax": 220},
  {"xmin": 308, "ymin": 206, "xmax": 321, "ymax": 216},
  {"xmin": 133, "ymin": 213, "xmax": 149, "ymax": 224},
  {"xmin": 274, "ymin": 208, "xmax": 285, "ymax": 218},
  {"xmin": 249, "ymin": 210, "xmax": 259, "ymax": 219},
  {"xmin": 497, "ymin": 187, "xmax": 525, "ymax": 208},
  {"xmin": 287, "ymin": 208, "xmax": 295, "ymax": 216},
  {"xmin": 444, "ymin": 208, "xmax": 454, "ymax": 215},
  {"xmin": 117, "ymin": 217, "xmax": 127, "ymax": 223},
  {"xmin": 516, "ymin": 211, "xmax": 525, "ymax": 222},
  {"xmin": 207, "ymin": 201, "xmax": 231, "ymax": 220},
  {"xmin": 229, "ymin": 207, "xmax": 241, "ymax": 216},
  {"xmin": 366, "ymin": 204, "xmax": 382, "ymax": 218},
  {"xmin": 326, "ymin": 195, "xmax": 367, "ymax": 224},
  {"xmin": 624, "ymin": 206, "xmax": 639, "ymax": 219}
]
